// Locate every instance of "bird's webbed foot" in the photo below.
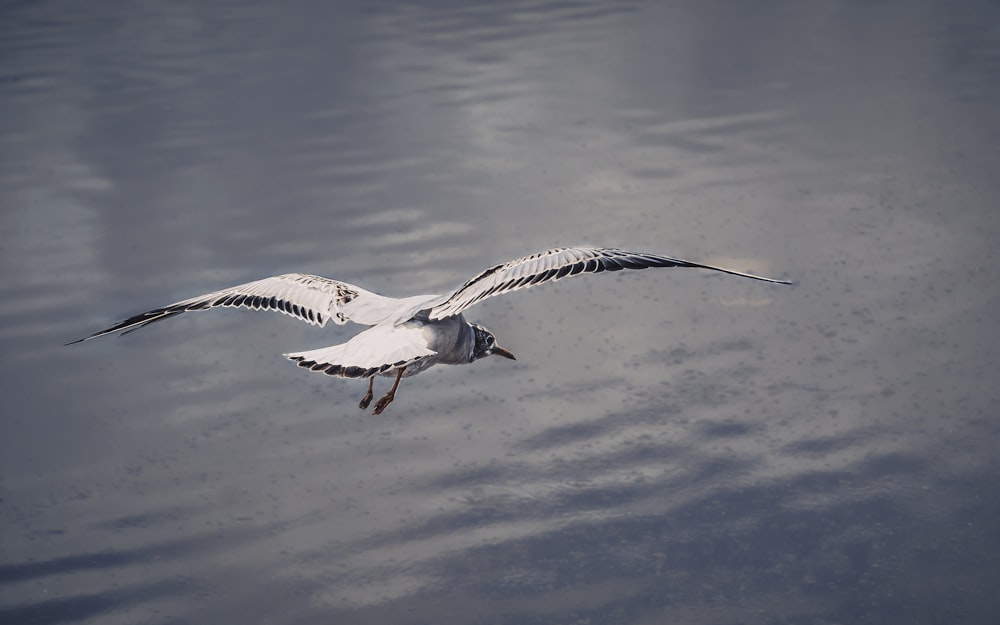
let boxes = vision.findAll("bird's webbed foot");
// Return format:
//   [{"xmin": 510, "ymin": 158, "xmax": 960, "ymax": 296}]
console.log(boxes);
[
  {"xmin": 372, "ymin": 392, "xmax": 395, "ymax": 415},
  {"xmin": 359, "ymin": 377, "xmax": 375, "ymax": 410},
  {"xmin": 371, "ymin": 367, "xmax": 405, "ymax": 415}
]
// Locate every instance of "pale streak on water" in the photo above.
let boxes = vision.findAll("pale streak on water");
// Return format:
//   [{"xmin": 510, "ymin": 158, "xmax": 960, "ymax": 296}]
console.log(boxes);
[{"xmin": 2, "ymin": 1, "xmax": 999, "ymax": 623}]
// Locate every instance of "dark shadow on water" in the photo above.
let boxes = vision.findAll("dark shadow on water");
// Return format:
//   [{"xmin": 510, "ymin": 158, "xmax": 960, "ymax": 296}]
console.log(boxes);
[
  {"xmin": 263, "ymin": 381, "xmax": 974, "ymax": 625},
  {"xmin": 781, "ymin": 426, "xmax": 884, "ymax": 457},
  {"xmin": 695, "ymin": 419, "xmax": 756, "ymax": 439},
  {"xmin": 0, "ymin": 521, "xmax": 255, "ymax": 585},
  {"xmin": 3, "ymin": 375, "xmax": 988, "ymax": 624},
  {"xmin": 308, "ymin": 460, "xmax": 934, "ymax": 625},
  {"xmin": 0, "ymin": 583, "xmax": 184, "ymax": 625},
  {"xmin": 513, "ymin": 404, "xmax": 682, "ymax": 453},
  {"xmin": 0, "ymin": 524, "xmax": 270, "ymax": 624}
]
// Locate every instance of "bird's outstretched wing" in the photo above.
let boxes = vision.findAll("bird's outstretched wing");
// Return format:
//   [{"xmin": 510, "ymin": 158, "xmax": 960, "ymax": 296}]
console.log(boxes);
[
  {"xmin": 427, "ymin": 246, "xmax": 793, "ymax": 320},
  {"xmin": 67, "ymin": 274, "xmax": 417, "ymax": 344}
]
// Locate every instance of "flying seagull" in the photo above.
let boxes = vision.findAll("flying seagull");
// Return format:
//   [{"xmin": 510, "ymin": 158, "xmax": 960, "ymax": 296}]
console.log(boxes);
[{"xmin": 69, "ymin": 246, "xmax": 792, "ymax": 414}]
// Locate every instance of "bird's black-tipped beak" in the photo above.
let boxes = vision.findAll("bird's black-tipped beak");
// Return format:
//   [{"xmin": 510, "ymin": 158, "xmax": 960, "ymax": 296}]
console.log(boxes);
[{"xmin": 492, "ymin": 345, "xmax": 516, "ymax": 360}]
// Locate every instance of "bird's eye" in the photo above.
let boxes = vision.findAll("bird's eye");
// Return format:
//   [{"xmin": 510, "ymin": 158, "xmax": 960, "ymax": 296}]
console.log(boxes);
[{"xmin": 487, "ymin": 336, "xmax": 495, "ymax": 346}]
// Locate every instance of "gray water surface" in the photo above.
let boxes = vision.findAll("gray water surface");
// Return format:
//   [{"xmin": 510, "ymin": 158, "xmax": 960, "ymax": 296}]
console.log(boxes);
[{"xmin": 2, "ymin": 1, "xmax": 999, "ymax": 623}]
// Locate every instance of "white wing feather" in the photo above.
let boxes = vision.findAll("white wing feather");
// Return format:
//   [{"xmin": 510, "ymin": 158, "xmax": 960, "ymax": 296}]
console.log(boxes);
[
  {"xmin": 68, "ymin": 274, "xmax": 432, "ymax": 344},
  {"xmin": 426, "ymin": 246, "xmax": 792, "ymax": 320}
]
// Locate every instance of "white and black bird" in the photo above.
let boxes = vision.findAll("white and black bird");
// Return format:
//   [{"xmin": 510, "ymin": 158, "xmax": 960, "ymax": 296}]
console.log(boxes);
[{"xmin": 69, "ymin": 247, "xmax": 793, "ymax": 414}]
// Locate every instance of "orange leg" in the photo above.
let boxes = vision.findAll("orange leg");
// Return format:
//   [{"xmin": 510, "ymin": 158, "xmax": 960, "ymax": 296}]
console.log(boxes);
[{"xmin": 372, "ymin": 367, "xmax": 406, "ymax": 415}]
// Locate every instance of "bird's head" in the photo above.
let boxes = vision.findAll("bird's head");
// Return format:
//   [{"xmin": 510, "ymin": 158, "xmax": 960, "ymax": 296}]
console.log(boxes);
[{"xmin": 471, "ymin": 323, "xmax": 516, "ymax": 362}]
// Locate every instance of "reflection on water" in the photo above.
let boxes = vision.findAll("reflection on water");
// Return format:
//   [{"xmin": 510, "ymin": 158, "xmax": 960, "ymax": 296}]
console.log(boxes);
[{"xmin": 3, "ymin": 0, "xmax": 1000, "ymax": 623}]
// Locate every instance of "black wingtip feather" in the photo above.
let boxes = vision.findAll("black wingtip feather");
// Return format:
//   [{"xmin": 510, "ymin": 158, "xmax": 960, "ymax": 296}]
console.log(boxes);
[{"xmin": 66, "ymin": 309, "xmax": 184, "ymax": 345}]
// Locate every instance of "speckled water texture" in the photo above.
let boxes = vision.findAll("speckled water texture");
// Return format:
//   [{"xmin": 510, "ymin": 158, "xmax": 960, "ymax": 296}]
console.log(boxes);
[{"xmin": 2, "ymin": 1, "xmax": 999, "ymax": 623}]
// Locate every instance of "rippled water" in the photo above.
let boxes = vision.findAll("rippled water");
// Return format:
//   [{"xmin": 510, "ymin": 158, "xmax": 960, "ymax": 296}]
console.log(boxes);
[{"xmin": 3, "ymin": 1, "xmax": 999, "ymax": 623}]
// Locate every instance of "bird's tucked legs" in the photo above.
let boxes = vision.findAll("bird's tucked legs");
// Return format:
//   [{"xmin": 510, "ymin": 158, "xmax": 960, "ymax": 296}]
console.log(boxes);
[
  {"xmin": 359, "ymin": 377, "xmax": 375, "ymax": 410},
  {"xmin": 372, "ymin": 367, "xmax": 406, "ymax": 415}
]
